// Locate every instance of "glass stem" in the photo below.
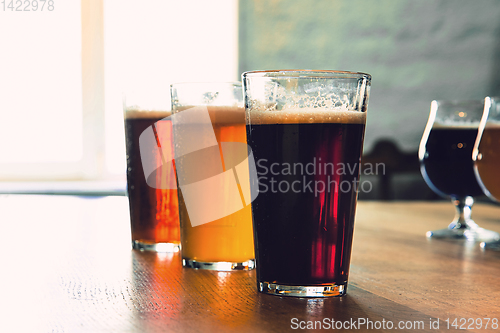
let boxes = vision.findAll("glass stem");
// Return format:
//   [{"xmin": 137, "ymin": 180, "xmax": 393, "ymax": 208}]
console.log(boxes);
[{"xmin": 450, "ymin": 196, "xmax": 477, "ymax": 230}]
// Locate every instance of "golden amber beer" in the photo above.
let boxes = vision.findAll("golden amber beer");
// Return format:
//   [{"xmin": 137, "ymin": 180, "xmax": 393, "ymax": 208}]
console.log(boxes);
[{"xmin": 171, "ymin": 83, "xmax": 255, "ymax": 270}]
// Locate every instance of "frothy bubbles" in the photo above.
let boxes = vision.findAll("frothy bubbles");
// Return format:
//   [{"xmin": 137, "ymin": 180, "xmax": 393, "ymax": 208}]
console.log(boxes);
[
  {"xmin": 247, "ymin": 80, "xmax": 355, "ymax": 112},
  {"xmin": 246, "ymin": 83, "xmax": 366, "ymax": 125},
  {"xmin": 245, "ymin": 75, "xmax": 367, "ymax": 126}
]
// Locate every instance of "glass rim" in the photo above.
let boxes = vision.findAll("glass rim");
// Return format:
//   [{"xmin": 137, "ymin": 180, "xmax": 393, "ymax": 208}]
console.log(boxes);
[
  {"xmin": 242, "ymin": 69, "xmax": 371, "ymax": 80},
  {"xmin": 170, "ymin": 81, "xmax": 241, "ymax": 89},
  {"xmin": 433, "ymin": 99, "xmax": 484, "ymax": 105}
]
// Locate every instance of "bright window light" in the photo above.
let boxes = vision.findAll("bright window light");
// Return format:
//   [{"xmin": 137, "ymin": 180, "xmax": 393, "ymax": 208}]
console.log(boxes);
[
  {"xmin": 0, "ymin": 0, "xmax": 239, "ymax": 182},
  {"xmin": 0, "ymin": 3, "xmax": 82, "ymax": 163},
  {"xmin": 104, "ymin": 0, "xmax": 239, "ymax": 175}
]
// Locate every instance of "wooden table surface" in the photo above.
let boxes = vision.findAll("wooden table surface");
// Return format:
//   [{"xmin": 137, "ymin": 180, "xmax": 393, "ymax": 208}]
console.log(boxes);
[{"xmin": 1, "ymin": 195, "xmax": 499, "ymax": 332}]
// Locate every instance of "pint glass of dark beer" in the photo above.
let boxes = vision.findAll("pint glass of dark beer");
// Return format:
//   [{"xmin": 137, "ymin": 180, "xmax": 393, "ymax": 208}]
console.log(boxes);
[
  {"xmin": 123, "ymin": 94, "xmax": 181, "ymax": 252},
  {"xmin": 243, "ymin": 70, "xmax": 371, "ymax": 297}
]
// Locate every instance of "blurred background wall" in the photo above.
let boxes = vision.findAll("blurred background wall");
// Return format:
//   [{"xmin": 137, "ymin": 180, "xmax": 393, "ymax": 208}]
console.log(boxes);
[{"xmin": 238, "ymin": 0, "xmax": 500, "ymax": 199}]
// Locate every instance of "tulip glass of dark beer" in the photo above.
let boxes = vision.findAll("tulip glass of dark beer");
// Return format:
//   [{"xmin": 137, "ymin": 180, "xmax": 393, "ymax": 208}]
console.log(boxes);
[
  {"xmin": 473, "ymin": 97, "xmax": 500, "ymax": 249},
  {"xmin": 243, "ymin": 70, "xmax": 371, "ymax": 297},
  {"xmin": 123, "ymin": 95, "xmax": 181, "ymax": 252},
  {"xmin": 419, "ymin": 99, "xmax": 499, "ymax": 242}
]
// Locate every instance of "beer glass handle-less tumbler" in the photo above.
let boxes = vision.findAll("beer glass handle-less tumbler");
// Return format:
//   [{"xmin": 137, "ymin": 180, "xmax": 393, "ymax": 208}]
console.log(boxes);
[
  {"xmin": 243, "ymin": 70, "xmax": 371, "ymax": 297},
  {"xmin": 419, "ymin": 100, "xmax": 500, "ymax": 242},
  {"xmin": 170, "ymin": 82, "xmax": 255, "ymax": 271},
  {"xmin": 473, "ymin": 97, "xmax": 500, "ymax": 249},
  {"xmin": 123, "ymin": 93, "xmax": 181, "ymax": 252}
]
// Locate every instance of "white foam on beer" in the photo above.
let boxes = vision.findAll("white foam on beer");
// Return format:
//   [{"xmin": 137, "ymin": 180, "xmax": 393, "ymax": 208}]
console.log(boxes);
[
  {"xmin": 432, "ymin": 122, "xmax": 479, "ymax": 129},
  {"xmin": 175, "ymin": 105, "xmax": 245, "ymax": 125},
  {"xmin": 125, "ymin": 109, "xmax": 172, "ymax": 119},
  {"xmin": 246, "ymin": 107, "xmax": 366, "ymax": 125}
]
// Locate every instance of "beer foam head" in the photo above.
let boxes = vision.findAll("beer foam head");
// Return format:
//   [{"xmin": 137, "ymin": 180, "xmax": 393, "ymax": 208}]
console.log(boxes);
[
  {"xmin": 246, "ymin": 108, "xmax": 366, "ymax": 125},
  {"xmin": 432, "ymin": 122, "xmax": 479, "ymax": 129},
  {"xmin": 207, "ymin": 105, "xmax": 245, "ymax": 125},
  {"xmin": 125, "ymin": 109, "xmax": 172, "ymax": 119},
  {"xmin": 174, "ymin": 105, "xmax": 245, "ymax": 125},
  {"xmin": 485, "ymin": 121, "xmax": 500, "ymax": 127}
]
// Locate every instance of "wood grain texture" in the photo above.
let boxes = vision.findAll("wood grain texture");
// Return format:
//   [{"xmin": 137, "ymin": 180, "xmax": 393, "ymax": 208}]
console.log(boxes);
[{"xmin": 1, "ymin": 195, "xmax": 499, "ymax": 332}]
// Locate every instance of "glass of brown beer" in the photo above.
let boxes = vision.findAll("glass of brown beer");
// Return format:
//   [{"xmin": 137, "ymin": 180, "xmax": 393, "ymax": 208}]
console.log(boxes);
[
  {"xmin": 473, "ymin": 96, "xmax": 500, "ymax": 249},
  {"xmin": 419, "ymin": 99, "xmax": 500, "ymax": 242},
  {"xmin": 170, "ymin": 82, "xmax": 255, "ymax": 270},
  {"xmin": 243, "ymin": 70, "xmax": 371, "ymax": 297},
  {"xmin": 123, "ymin": 94, "xmax": 181, "ymax": 252}
]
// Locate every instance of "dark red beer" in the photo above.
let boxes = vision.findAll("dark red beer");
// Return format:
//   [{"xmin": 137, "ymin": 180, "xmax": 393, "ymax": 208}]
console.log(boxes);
[
  {"xmin": 125, "ymin": 110, "xmax": 180, "ymax": 250},
  {"xmin": 246, "ymin": 112, "xmax": 365, "ymax": 286}
]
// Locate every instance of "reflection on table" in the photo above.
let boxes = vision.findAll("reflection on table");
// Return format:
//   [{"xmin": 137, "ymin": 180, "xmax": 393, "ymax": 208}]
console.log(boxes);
[{"xmin": 1, "ymin": 195, "xmax": 499, "ymax": 332}]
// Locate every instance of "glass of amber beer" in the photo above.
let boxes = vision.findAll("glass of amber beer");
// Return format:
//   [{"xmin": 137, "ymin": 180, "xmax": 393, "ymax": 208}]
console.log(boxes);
[
  {"xmin": 123, "ymin": 93, "xmax": 181, "ymax": 252},
  {"xmin": 473, "ymin": 97, "xmax": 500, "ymax": 249},
  {"xmin": 170, "ymin": 82, "xmax": 255, "ymax": 270},
  {"xmin": 243, "ymin": 70, "xmax": 371, "ymax": 296}
]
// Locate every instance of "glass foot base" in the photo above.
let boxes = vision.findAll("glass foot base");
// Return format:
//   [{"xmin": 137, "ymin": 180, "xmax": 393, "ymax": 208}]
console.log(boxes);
[
  {"xmin": 426, "ymin": 228, "xmax": 466, "ymax": 239},
  {"xmin": 426, "ymin": 227, "xmax": 499, "ymax": 242},
  {"xmin": 481, "ymin": 240, "xmax": 500, "ymax": 250},
  {"xmin": 258, "ymin": 281, "xmax": 346, "ymax": 297},
  {"xmin": 182, "ymin": 259, "xmax": 255, "ymax": 271},
  {"xmin": 132, "ymin": 240, "xmax": 180, "ymax": 252}
]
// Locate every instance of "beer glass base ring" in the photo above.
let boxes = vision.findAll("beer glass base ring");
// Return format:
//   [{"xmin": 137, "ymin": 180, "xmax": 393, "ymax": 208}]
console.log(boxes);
[
  {"xmin": 480, "ymin": 240, "xmax": 500, "ymax": 250},
  {"xmin": 426, "ymin": 227, "xmax": 500, "ymax": 242},
  {"xmin": 132, "ymin": 241, "xmax": 181, "ymax": 253},
  {"xmin": 182, "ymin": 259, "xmax": 255, "ymax": 271},
  {"xmin": 426, "ymin": 228, "xmax": 466, "ymax": 239},
  {"xmin": 258, "ymin": 281, "xmax": 346, "ymax": 297}
]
